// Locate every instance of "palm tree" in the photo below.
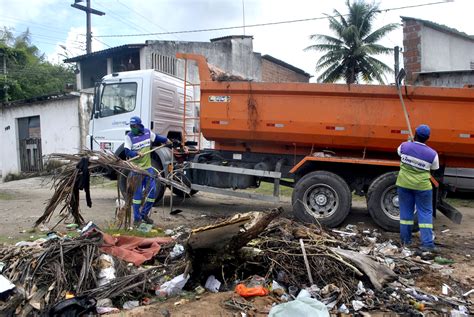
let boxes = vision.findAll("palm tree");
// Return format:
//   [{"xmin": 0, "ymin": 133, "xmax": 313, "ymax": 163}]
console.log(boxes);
[{"xmin": 305, "ymin": 0, "xmax": 398, "ymax": 84}]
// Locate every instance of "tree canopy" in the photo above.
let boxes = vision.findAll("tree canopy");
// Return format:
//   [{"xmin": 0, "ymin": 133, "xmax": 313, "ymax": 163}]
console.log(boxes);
[
  {"xmin": 0, "ymin": 27, "xmax": 75, "ymax": 102},
  {"xmin": 305, "ymin": 0, "xmax": 398, "ymax": 84}
]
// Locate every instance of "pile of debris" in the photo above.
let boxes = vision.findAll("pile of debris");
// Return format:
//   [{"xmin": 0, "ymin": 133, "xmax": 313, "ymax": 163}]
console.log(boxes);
[{"xmin": 0, "ymin": 208, "xmax": 472, "ymax": 316}]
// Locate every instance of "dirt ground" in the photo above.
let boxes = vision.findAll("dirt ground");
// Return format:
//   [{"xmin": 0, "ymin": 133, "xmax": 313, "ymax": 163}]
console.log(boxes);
[
  {"xmin": 0, "ymin": 176, "xmax": 473, "ymax": 315},
  {"xmin": 0, "ymin": 176, "xmax": 473, "ymax": 242}
]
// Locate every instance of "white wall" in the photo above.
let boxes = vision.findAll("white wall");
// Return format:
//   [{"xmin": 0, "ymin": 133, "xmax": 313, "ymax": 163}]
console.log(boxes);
[
  {"xmin": 421, "ymin": 27, "xmax": 474, "ymax": 72},
  {"xmin": 0, "ymin": 96, "xmax": 81, "ymax": 177}
]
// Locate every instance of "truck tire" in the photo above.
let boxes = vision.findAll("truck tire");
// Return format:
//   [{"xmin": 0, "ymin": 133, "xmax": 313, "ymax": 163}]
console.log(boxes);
[
  {"xmin": 367, "ymin": 172, "xmax": 401, "ymax": 232},
  {"xmin": 118, "ymin": 159, "xmax": 166, "ymax": 206},
  {"xmin": 292, "ymin": 171, "xmax": 351, "ymax": 227}
]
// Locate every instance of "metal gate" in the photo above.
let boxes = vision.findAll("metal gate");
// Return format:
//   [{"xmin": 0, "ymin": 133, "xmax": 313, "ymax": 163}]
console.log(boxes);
[{"xmin": 19, "ymin": 138, "xmax": 43, "ymax": 172}]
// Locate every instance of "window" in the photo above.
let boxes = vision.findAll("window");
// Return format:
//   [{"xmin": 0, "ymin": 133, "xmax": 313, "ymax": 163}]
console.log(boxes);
[
  {"xmin": 99, "ymin": 82, "xmax": 137, "ymax": 117},
  {"xmin": 151, "ymin": 53, "xmax": 177, "ymax": 76}
]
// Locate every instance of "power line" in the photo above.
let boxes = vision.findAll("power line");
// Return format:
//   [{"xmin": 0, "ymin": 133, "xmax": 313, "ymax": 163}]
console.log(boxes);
[
  {"xmin": 114, "ymin": 0, "xmax": 183, "ymax": 40},
  {"xmin": 92, "ymin": 36, "xmax": 111, "ymax": 48},
  {"xmin": 93, "ymin": 0, "xmax": 452, "ymax": 38},
  {"xmin": 94, "ymin": 0, "xmax": 151, "ymax": 36}
]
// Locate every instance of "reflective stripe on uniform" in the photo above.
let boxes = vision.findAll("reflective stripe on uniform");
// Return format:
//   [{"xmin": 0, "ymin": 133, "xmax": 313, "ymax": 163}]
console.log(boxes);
[
  {"xmin": 400, "ymin": 220, "xmax": 414, "ymax": 225},
  {"xmin": 132, "ymin": 199, "xmax": 142, "ymax": 204},
  {"xmin": 419, "ymin": 223, "xmax": 433, "ymax": 229},
  {"xmin": 146, "ymin": 198, "xmax": 156, "ymax": 203}
]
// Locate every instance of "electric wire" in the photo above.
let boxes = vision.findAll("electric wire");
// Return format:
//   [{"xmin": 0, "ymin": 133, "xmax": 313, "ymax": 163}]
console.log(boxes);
[{"xmin": 92, "ymin": 1, "xmax": 453, "ymax": 38}]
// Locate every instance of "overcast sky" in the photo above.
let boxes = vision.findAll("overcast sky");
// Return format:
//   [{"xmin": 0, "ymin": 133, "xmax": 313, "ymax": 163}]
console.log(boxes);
[{"xmin": 1, "ymin": 0, "xmax": 473, "ymax": 82}]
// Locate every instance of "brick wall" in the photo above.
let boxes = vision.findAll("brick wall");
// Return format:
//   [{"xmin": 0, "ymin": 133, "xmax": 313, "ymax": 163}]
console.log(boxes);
[
  {"xmin": 261, "ymin": 59, "xmax": 310, "ymax": 83},
  {"xmin": 403, "ymin": 19, "xmax": 422, "ymax": 84}
]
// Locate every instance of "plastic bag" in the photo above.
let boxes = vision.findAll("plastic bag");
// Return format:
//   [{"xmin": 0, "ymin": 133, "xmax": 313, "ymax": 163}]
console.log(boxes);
[
  {"xmin": 156, "ymin": 274, "xmax": 189, "ymax": 297},
  {"xmin": 97, "ymin": 254, "xmax": 116, "ymax": 286},
  {"xmin": 235, "ymin": 284, "xmax": 269, "ymax": 298},
  {"xmin": 269, "ymin": 297, "xmax": 329, "ymax": 317},
  {"xmin": 204, "ymin": 275, "xmax": 221, "ymax": 293}
]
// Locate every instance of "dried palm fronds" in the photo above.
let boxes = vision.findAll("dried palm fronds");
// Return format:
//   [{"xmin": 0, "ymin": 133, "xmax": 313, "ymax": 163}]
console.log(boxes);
[
  {"xmin": 35, "ymin": 150, "xmax": 190, "ymax": 227},
  {"xmin": 252, "ymin": 218, "xmax": 363, "ymax": 301},
  {"xmin": 0, "ymin": 234, "xmax": 167, "ymax": 314}
]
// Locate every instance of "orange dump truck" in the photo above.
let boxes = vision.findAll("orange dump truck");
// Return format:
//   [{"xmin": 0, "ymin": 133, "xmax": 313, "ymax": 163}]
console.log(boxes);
[{"xmin": 172, "ymin": 54, "xmax": 474, "ymax": 231}]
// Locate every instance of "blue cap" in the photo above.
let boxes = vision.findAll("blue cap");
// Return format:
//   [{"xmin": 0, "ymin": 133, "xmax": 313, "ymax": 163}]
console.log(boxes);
[
  {"xmin": 415, "ymin": 124, "xmax": 430, "ymax": 139},
  {"xmin": 129, "ymin": 116, "xmax": 142, "ymax": 125}
]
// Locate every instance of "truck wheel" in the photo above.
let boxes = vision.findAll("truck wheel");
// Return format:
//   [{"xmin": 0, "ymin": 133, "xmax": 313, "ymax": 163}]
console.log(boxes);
[
  {"xmin": 367, "ymin": 172, "xmax": 401, "ymax": 232},
  {"xmin": 118, "ymin": 159, "xmax": 166, "ymax": 206},
  {"xmin": 292, "ymin": 171, "xmax": 351, "ymax": 227},
  {"xmin": 170, "ymin": 170, "xmax": 198, "ymax": 197}
]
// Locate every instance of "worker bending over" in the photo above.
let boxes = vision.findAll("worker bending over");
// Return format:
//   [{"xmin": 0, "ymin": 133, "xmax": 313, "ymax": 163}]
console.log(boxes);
[
  {"xmin": 124, "ymin": 116, "xmax": 171, "ymax": 225},
  {"xmin": 396, "ymin": 124, "xmax": 439, "ymax": 251}
]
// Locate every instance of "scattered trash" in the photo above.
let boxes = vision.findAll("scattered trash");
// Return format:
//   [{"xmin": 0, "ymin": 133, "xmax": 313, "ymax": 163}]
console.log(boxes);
[
  {"xmin": 204, "ymin": 275, "xmax": 221, "ymax": 293},
  {"xmin": 435, "ymin": 256, "xmax": 455, "ymax": 265},
  {"xmin": 0, "ymin": 275, "xmax": 15, "ymax": 294},
  {"xmin": 156, "ymin": 274, "xmax": 190, "ymax": 297},
  {"xmin": 122, "ymin": 300, "xmax": 140, "ymax": 310},
  {"xmin": 352, "ymin": 300, "xmax": 365, "ymax": 311},
  {"xmin": 194, "ymin": 285, "xmax": 206, "ymax": 295},
  {"xmin": 136, "ymin": 223, "xmax": 153, "ymax": 233},
  {"xmin": 169, "ymin": 244, "xmax": 185, "ymax": 259},
  {"xmin": 97, "ymin": 254, "xmax": 116, "ymax": 286},
  {"xmin": 375, "ymin": 241, "xmax": 398, "ymax": 256},
  {"xmin": 66, "ymin": 223, "xmax": 79, "ymax": 231},
  {"xmin": 269, "ymin": 297, "xmax": 330, "ymax": 317},
  {"xmin": 338, "ymin": 304, "xmax": 349, "ymax": 314},
  {"xmin": 442, "ymin": 283, "xmax": 452, "ymax": 295},
  {"xmin": 296, "ymin": 289, "xmax": 311, "ymax": 299},
  {"xmin": 356, "ymin": 281, "xmax": 366, "ymax": 295},
  {"xmin": 173, "ymin": 298, "xmax": 189, "ymax": 306},
  {"xmin": 235, "ymin": 283, "xmax": 269, "ymax": 297},
  {"xmin": 463, "ymin": 289, "xmax": 474, "ymax": 297}
]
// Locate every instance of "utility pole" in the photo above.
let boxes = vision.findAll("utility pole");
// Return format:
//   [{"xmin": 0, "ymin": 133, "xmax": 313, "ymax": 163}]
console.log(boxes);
[
  {"xmin": 71, "ymin": 0, "xmax": 105, "ymax": 54},
  {"xmin": 394, "ymin": 46, "xmax": 400, "ymax": 83}
]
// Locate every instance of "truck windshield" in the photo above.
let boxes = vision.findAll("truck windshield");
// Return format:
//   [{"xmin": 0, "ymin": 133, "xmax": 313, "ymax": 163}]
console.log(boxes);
[{"xmin": 99, "ymin": 82, "xmax": 137, "ymax": 117}]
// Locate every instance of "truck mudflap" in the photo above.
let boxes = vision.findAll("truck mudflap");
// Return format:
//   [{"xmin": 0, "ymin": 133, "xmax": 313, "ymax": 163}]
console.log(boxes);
[{"xmin": 437, "ymin": 198, "xmax": 463, "ymax": 224}]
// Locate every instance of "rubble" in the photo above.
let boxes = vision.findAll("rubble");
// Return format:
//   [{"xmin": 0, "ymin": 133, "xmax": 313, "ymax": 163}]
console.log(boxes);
[{"xmin": 0, "ymin": 208, "xmax": 472, "ymax": 316}]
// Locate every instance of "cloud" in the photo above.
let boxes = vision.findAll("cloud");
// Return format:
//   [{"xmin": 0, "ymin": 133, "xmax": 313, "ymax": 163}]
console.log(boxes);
[{"xmin": 46, "ymin": 27, "xmax": 104, "ymax": 64}]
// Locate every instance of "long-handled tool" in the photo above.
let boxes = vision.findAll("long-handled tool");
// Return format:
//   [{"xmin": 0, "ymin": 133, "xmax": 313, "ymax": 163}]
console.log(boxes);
[
  {"xmin": 168, "ymin": 147, "xmax": 183, "ymax": 215},
  {"xmin": 396, "ymin": 69, "xmax": 439, "ymax": 187},
  {"xmin": 396, "ymin": 69, "xmax": 414, "ymax": 140}
]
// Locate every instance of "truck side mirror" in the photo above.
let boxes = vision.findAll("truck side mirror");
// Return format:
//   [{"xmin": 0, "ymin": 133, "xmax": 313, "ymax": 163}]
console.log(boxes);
[{"xmin": 93, "ymin": 111, "xmax": 99, "ymax": 119}]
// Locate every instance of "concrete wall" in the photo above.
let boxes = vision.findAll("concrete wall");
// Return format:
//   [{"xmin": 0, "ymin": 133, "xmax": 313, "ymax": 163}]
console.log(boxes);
[
  {"xmin": 415, "ymin": 71, "xmax": 474, "ymax": 87},
  {"xmin": 261, "ymin": 59, "xmax": 310, "ymax": 83},
  {"xmin": 403, "ymin": 19, "xmax": 423, "ymax": 84},
  {"xmin": 421, "ymin": 27, "xmax": 474, "ymax": 72},
  {"xmin": 143, "ymin": 37, "xmax": 262, "ymax": 84},
  {"xmin": 80, "ymin": 57, "xmax": 107, "ymax": 89},
  {"xmin": 403, "ymin": 18, "xmax": 474, "ymax": 85},
  {"xmin": 0, "ymin": 96, "xmax": 81, "ymax": 177}
]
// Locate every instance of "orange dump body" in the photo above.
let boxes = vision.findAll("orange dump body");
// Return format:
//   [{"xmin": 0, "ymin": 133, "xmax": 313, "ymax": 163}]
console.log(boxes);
[{"xmin": 180, "ymin": 54, "xmax": 474, "ymax": 168}]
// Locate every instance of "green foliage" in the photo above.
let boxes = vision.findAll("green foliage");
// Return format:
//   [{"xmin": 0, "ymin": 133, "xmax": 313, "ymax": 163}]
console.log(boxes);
[
  {"xmin": 305, "ymin": 0, "xmax": 398, "ymax": 84},
  {"xmin": 0, "ymin": 27, "xmax": 75, "ymax": 102}
]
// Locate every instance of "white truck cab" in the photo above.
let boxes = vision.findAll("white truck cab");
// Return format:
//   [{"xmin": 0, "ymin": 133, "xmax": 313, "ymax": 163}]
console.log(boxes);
[{"xmin": 87, "ymin": 69, "xmax": 196, "ymax": 156}]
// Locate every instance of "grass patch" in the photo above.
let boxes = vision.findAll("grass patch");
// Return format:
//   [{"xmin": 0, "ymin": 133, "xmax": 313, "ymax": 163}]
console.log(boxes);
[
  {"xmin": 103, "ymin": 227, "xmax": 165, "ymax": 238},
  {"xmin": 90, "ymin": 176, "xmax": 117, "ymax": 189},
  {"xmin": 445, "ymin": 197, "xmax": 474, "ymax": 208},
  {"xmin": 352, "ymin": 193, "xmax": 366, "ymax": 202},
  {"xmin": 249, "ymin": 181, "xmax": 293, "ymax": 197},
  {"xmin": 0, "ymin": 191, "xmax": 14, "ymax": 200}
]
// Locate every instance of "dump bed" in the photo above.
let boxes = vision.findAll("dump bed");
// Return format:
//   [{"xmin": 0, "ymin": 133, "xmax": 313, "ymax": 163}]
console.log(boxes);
[{"xmin": 181, "ymin": 54, "xmax": 474, "ymax": 168}]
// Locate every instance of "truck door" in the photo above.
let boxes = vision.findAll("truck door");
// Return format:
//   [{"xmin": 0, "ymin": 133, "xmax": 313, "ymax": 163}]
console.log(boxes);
[{"xmin": 90, "ymin": 78, "xmax": 143, "ymax": 153}]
